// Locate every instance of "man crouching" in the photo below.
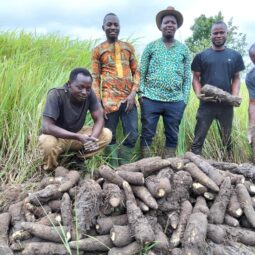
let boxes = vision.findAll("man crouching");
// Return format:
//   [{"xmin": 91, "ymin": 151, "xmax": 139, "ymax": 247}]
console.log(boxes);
[{"xmin": 39, "ymin": 67, "xmax": 112, "ymax": 170}]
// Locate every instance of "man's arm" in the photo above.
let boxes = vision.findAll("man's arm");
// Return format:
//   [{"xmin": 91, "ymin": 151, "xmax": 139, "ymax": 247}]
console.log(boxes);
[
  {"xmin": 90, "ymin": 107, "xmax": 104, "ymax": 139},
  {"xmin": 91, "ymin": 47, "xmax": 101, "ymax": 99},
  {"xmin": 138, "ymin": 44, "xmax": 151, "ymax": 98},
  {"xmin": 192, "ymin": 71, "xmax": 202, "ymax": 96},
  {"xmin": 182, "ymin": 48, "xmax": 192, "ymax": 104},
  {"xmin": 231, "ymin": 72, "xmax": 241, "ymax": 96},
  {"xmin": 122, "ymin": 45, "xmax": 140, "ymax": 112},
  {"xmin": 42, "ymin": 116, "xmax": 96, "ymax": 144}
]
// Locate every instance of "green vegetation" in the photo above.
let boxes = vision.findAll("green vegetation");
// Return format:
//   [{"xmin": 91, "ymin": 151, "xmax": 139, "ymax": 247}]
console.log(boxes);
[{"xmin": 0, "ymin": 31, "xmax": 252, "ymax": 184}]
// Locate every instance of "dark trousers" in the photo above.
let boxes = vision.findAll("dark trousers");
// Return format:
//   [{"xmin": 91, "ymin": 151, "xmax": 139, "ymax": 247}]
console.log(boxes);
[
  {"xmin": 140, "ymin": 98, "xmax": 186, "ymax": 148},
  {"xmin": 104, "ymin": 103, "xmax": 138, "ymax": 148},
  {"xmin": 191, "ymin": 103, "xmax": 233, "ymax": 155}
]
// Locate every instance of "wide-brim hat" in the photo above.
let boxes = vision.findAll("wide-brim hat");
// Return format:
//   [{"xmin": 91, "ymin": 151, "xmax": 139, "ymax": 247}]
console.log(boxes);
[{"xmin": 156, "ymin": 6, "xmax": 183, "ymax": 29}]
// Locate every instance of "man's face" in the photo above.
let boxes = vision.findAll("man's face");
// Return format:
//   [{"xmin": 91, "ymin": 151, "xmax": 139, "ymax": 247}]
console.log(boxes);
[
  {"xmin": 160, "ymin": 15, "xmax": 178, "ymax": 38},
  {"xmin": 69, "ymin": 73, "xmax": 92, "ymax": 103},
  {"xmin": 211, "ymin": 24, "xmax": 227, "ymax": 48},
  {"xmin": 103, "ymin": 15, "xmax": 120, "ymax": 42},
  {"xmin": 249, "ymin": 50, "xmax": 255, "ymax": 65}
]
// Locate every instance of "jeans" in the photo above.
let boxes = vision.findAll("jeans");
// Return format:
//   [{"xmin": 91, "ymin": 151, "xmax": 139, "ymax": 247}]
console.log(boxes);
[
  {"xmin": 191, "ymin": 103, "xmax": 233, "ymax": 155},
  {"xmin": 140, "ymin": 97, "xmax": 186, "ymax": 148},
  {"xmin": 104, "ymin": 102, "xmax": 138, "ymax": 148}
]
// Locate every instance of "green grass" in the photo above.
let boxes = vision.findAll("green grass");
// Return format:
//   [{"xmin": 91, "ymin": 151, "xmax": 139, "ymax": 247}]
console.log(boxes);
[{"xmin": 0, "ymin": 30, "xmax": 252, "ymax": 183}]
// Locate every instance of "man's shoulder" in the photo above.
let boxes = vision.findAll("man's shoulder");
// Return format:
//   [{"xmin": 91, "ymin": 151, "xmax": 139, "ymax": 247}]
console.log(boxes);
[
  {"xmin": 47, "ymin": 85, "xmax": 68, "ymax": 97},
  {"xmin": 246, "ymin": 67, "xmax": 255, "ymax": 79}
]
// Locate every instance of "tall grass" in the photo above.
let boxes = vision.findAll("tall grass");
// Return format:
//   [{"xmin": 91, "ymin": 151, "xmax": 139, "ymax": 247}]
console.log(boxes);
[{"xmin": 0, "ymin": 31, "xmax": 252, "ymax": 183}]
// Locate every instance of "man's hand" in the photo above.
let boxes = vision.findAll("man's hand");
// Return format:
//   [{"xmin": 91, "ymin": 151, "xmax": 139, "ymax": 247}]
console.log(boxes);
[
  {"xmin": 197, "ymin": 93, "xmax": 218, "ymax": 103},
  {"xmin": 77, "ymin": 134, "xmax": 99, "ymax": 152},
  {"xmin": 122, "ymin": 91, "xmax": 136, "ymax": 112}
]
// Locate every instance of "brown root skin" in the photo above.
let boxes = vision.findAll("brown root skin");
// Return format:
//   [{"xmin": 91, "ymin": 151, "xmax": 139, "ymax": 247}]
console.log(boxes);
[
  {"xmin": 193, "ymin": 196, "xmax": 209, "ymax": 215},
  {"xmin": 102, "ymin": 183, "xmax": 122, "ymax": 208},
  {"xmin": 140, "ymin": 159, "xmax": 171, "ymax": 177},
  {"xmin": 69, "ymin": 235, "xmax": 113, "ymax": 251},
  {"xmin": 224, "ymin": 214, "xmax": 239, "ymax": 227},
  {"xmin": 108, "ymin": 241, "xmax": 142, "ymax": 255},
  {"xmin": 54, "ymin": 166, "xmax": 69, "ymax": 177},
  {"xmin": 184, "ymin": 162, "xmax": 219, "ymax": 192},
  {"xmin": 76, "ymin": 179, "xmax": 102, "ymax": 233},
  {"xmin": 61, "ymin": 193, "xmax": 72, "ymax": 230},
  {"xmin": 114, "ymin": 156, "xmax": 161, "ymax": 172},
  {"xmin": 8, "ymin": 201, "xmax": 26, "ymax": 231},
  {"xmin": 21, "ymin": 222, "xmax": 70, "ymax": 243},
  {"xmin": 136, "ymin": 199, "xmax": 149, "ymax": 212},
  {"xmin": 184, "ymin": 152, "xmax": 223, "ymax": 186},
  {"xmin": 236, "ymin": 183, "xmax": 255, "ymax": 227},
  {"xmin": 201, "ymin": 84, "xmax": 242, "ymax": 106},
  {"xmin": 110, "ymin": 225, "xmax": 134, "ymax": 247},
  {"xmin": 207, "ymin": 224, "xmax": 255, "ymax": 246},
  {"xmin": 157, "ymin": 167, "xmax": 174, "ymax": 180},
  {"xmin": 183, "ymin": 212, "xmax": 208, "ymax": 255},
  {"xmin": 227, "ymin": 191, "xmax": 243, "ymax": 218},
  {"xmin": 47, "ymin": 200, "xmax": 61, "ymax": 213},
  {"xmin": 168, "ymin": 211, "xmax": 179, "ymax": 229},
  {"xmin": 207, "ymin": 240, "xmax": 255, "ymax": 255},
  {"xmin": 192, "ymin": 182, "xmax": 208, "ymax": 195},
  {"xmin": 0, "ymin": 212, "xmax": 13, "ymax": 254},
  {"xmin": 208, "ymin": 177, "xmax": 232, "ymax": 224},
  {"xmin": 24, "ymin": 202, "xmax": 51, "ymax": 218},
  {"xmin": 36, "ymin": 213, "xmax": 61, "ymax": 226},
  {"xmin": 218, "ymin": 170, "xmax": 245, "ymax": 184},
  {"xmin": 145, "ymin": 175, "xmax": 171, "ymax": 198},
  {"xmin": 131, "ymin": 185, "xmax": 158, "ymax": 209},
  {"xmin": 39, "ymin": 176, "xmax": 63, "ymax": 189},
  {"xmin": 0, "ymin": 212, "xmax": 11, "ymax": 243},
  {"xmin": 58, "ymin": 170, "xmax": 80, "ymax": 192},
  {"xmin": 28, "ymin": 184, "xmax": 62, "ymax": 206},
  {"xmin": 123, "ymin": 181, "xmax": 155, "ymax": 244},
  {"xmin": 244, "ymin": 180, "xmax": 255, "ymax": 195},
  {"xmin": 96, "ymin": 214, "xmax": 128, "ymax": 235},
  {"xmin": 116, "ymin": 171, "xmax": 145, "ymax": 185},
  {"xmin": 21, "ymin": 242, "xmax": 70, "ymax": 255},
  {"xmin": 169, "ymin": 200, "xmax": 193, "ymax": 248},
  {"xmin": 166, "ymin": 157, "xmax": 185, "ymax": 171},
  {"xmin": 98, "ymin": 165, "xmax": 125, "ymax": 188},
  {"xmin": 153, "ymin": 223, "xmax": 170, "ymax": 253}
]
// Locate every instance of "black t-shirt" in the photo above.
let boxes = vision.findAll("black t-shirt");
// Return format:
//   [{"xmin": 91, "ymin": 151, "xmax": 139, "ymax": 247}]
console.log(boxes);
[
  {"xmin": 191, "ymin": 47, "xmax": 245, "ymax": 93},
  {"xmin": 42, "ymin": 84, "xmax": 99, "ymax": 133}
]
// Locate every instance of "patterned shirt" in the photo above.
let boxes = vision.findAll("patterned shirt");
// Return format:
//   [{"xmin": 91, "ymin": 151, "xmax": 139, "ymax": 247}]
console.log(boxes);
[
  {"xmin": 92, "ymin": 40, "xmax": 140, "ymax": 113},
  {"xmin": 139, "ymin": 39, "xmax": 191, "ymax": 103}
]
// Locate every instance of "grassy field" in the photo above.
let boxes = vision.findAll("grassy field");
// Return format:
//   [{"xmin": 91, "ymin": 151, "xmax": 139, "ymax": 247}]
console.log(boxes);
[{"xmin": 0, "ymin": 31, "xmax": 252, "ymax": 183}]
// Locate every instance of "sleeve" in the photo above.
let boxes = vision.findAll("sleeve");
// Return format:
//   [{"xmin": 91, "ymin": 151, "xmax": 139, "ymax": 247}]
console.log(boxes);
[
  {"xmin": 91, "ymin": 46, "xmax": 101, "ymax": 99},
  {"xmin": 88, "ymin": 90, "xmax": 100, "ymax": 113},
  {"xmin": 43, "ymin": 89, "xmax": 60, "ymax": 120},
  {"xmin": 246, "ymin": 71, "xmax": 255, "ymax": 99},
  {"xmin": 234, "ymin": 53, "xmax": 245, "ymax": 73},
  {"xmin": 128, "ymin": 44, "xmax": 140, "ymax": 92},
  {"xmin": 182, "ymin": 46, "xmax": 192, "ymax": 104},
  {"xmin": 191, "ymin": 53, "xmax": 202, "ymax": 72},
  {"xmin": 138, "ymin": 43, "xmax": 151, "ymax": 97}
]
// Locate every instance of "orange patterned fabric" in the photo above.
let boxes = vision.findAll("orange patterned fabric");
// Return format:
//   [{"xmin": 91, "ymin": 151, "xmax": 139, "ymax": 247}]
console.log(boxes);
[{"xmin": 92, "ymin": 40, "xmax": 140, "ymax": 113}]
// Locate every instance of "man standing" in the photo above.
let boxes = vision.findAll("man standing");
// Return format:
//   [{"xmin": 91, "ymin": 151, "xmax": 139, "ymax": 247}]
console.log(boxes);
[
  {"xmin": 191, "ymin": 21, "xmax": 245, "ymax": 156},
  {"xmin": 39, "ymin": 68, "xmax": 112, "ymax": 170},
  {"xmin": 246, "ymin": 43, "xmax": 255, "ymax": 161},
  {"xmin": 92, "ymin": 13, "xmax": 140, "ymax": 167},
  {"xmin": 139, "ymin": 6, "xmax": 191, "ymax": 158}
]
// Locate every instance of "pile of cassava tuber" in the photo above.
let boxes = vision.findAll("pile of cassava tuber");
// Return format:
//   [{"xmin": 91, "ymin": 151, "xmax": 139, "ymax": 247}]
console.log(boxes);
[{"xmin": 2, "ymin": 152, "xmax": 255, "ymax": 254}]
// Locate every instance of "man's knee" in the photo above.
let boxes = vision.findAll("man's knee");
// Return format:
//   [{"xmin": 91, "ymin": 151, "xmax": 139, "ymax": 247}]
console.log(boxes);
[
  {"xmin": 100, "ymin": 128, "xmax": 112, "ymax": 146},
  {"xmin": 39, "ymin": 134, "xmax": 58, "ymax": 154}
]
